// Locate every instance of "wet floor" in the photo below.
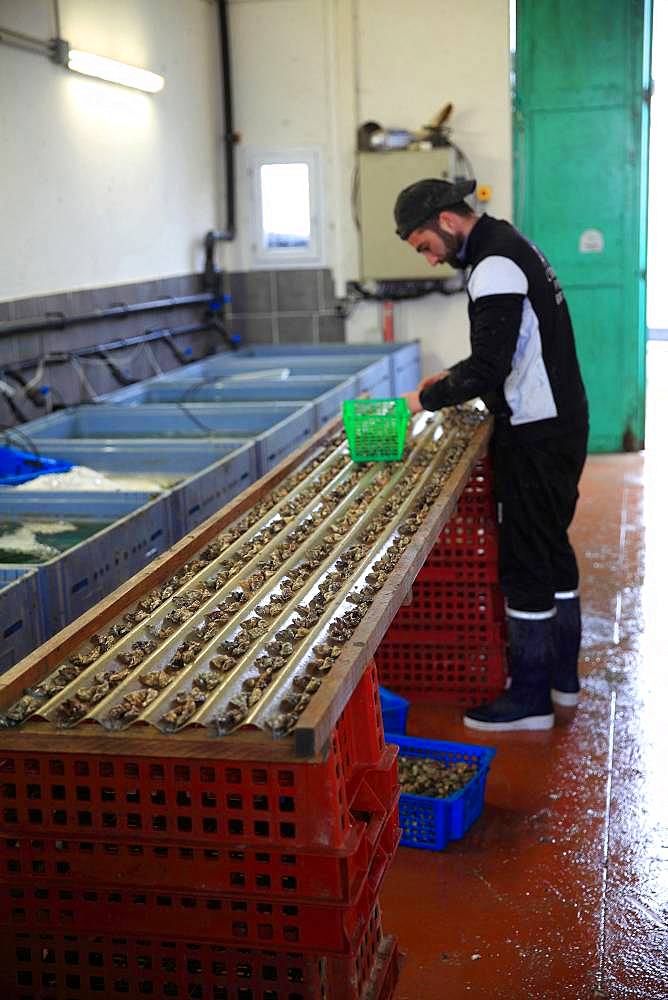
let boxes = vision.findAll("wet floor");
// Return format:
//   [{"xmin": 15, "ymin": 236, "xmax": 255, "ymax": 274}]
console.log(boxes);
[{"xmin": 380, "ymin": 344, "xmax": 668, "ymax": 999}]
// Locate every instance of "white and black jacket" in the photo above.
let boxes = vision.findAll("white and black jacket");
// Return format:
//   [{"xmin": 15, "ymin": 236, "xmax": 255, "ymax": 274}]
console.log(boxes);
[{"xmin": 419, "ymin": 214, "xmax": 589, "ymax": 442}]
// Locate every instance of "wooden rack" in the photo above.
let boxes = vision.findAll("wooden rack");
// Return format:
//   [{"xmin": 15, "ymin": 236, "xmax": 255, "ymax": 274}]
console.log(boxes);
[{"xmin": 0, "ymin": 414, "xmax": 491, "ymax": 760}]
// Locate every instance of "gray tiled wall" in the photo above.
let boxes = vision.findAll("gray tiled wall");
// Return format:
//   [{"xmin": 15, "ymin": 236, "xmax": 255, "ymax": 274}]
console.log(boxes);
[
  {"xmin": 226, "ymin": 268, "xmax": 344, "ymax": 346},
  {"xmin": 0, "ymin": 274, "xmax": 220, "ymax": 428},
  {"xmin": 0, "ymin": 268, "xmax": 345, "ymax": 430}
]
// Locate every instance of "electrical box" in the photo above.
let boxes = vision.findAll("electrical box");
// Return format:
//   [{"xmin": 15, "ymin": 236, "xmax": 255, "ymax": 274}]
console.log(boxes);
[{"xmin": 358, "ymin": 149, "xmax": 461, "ymax": 280}]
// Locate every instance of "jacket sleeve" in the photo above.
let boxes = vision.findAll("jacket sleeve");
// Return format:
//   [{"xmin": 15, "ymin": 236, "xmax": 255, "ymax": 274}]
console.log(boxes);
[{"xmin": 419, "ymin": 292, "xmax": 525, "ymax": 411}]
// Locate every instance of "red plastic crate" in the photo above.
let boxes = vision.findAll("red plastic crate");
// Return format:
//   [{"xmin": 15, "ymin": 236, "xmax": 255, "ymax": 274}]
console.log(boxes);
[
  {"xmin": 375, "ymin": 630, "xmax": 507, "ymax": 704},
  {"xmin": 420, "ymin": 455, "xmax": 498, "ymax": 579},
  {"xmin": 437, "ymin": 505, "xmax": 497, "ymax": 545},
  {"xmin": 419, "ymin": 555, "xmax": 498, "ymax": 586},
  {"xmin": 0, "ymin": 749, "xmax": 349, "ymax": 850},
  {"xmin": 453, "ymin": 456, "xmax": 495, "ymax": 518},
  {"xmin": 0, "ymin": 737, "xmax": 396, "ymax": 856},
  {"xmin": 390, "ymin": 580, "xmax": 505, "ymax": 634},
  {"xmin": 369, "ymin": 937, "xmax": 401, "ymax": 1000},
  {"xmin": 439, "ymin": 505, "xmax": 497, "ymax": 543},
  {"xmin": 0, "ymin": 835, "xmax": 397, "ymax": 956},
  {"xmin": 337, "ymin": 659, "xmax": 386, "ymax": 786},
  {"xmin": 0, "ymin": 754, "xmax": 399, "ymax": 907},
  {"xmin": 422, "ymin": 515, "xmax": 499, "ymax": 577},
  {"xmin": 0, "ymin": 793, "xmax": 397, "ymax": 904},
  {"xmin": 0, "ymin": 747, "xmax": 398, "ymax": 900},
  {"xmin": 0, "ymin": 756, "xmax": 399, "ymax": 955},
  {"xmin": 0, "ymin": 905, "xmax": 395, "ymax": 1000},
  {"xmin": 0, "ymin": 663, "xmax": 386, "ymax": 853}
]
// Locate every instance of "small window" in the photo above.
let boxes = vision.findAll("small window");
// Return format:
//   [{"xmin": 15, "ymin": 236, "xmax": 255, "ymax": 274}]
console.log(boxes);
[
  {"xmin": 261, "ymin": 163, "xmax": 310, "ymax": 249},
  {"xmin": 248, "ymin": 148, "xmax": 323, "ymax": 267}
]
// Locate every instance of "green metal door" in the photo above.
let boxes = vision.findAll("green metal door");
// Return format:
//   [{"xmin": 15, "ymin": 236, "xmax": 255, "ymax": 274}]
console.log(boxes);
[{"xmin": 514, "ymin": 0, "xmax": 652, "ymax": 452}]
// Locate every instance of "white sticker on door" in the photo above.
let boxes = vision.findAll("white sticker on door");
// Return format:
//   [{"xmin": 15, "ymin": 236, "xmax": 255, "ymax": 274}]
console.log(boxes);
[{"xmin": 578, "ymin": 229, "xmax": 605, "ymax": 254}]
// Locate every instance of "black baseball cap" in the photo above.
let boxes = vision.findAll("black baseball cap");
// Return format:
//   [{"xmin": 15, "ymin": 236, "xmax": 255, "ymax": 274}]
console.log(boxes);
[{"xmin": 394, "ymin": 177, "xmax": 477, "ymax": 239}]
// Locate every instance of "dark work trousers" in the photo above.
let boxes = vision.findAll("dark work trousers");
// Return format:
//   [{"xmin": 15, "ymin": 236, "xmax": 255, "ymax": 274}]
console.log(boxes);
[{"xmin": 491, "ymin": 426, "xmax": 589, "ymax": 613}]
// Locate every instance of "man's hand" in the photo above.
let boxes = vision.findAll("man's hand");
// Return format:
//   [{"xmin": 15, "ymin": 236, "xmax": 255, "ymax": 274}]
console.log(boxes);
[
  {"xmin": 418, "ymin": 370, "xmax": 449, "ymax": 394},
  {"xmin": 402, "ymin": 390, "xmax": 423, "ymax": 415}
]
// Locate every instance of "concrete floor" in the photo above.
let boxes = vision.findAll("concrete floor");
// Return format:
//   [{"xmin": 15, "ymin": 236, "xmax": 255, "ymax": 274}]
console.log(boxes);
[{"xmin": 380, "ymin": 345, "xmax": 668, "ymax": 999}]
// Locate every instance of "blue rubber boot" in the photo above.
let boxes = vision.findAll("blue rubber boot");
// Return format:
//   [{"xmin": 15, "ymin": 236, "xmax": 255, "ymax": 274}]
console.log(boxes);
[
  {"xmin": 551, "ymin": 594, "xmax": 581, "ymax": 706},
  {"xmin": 464, "ymin": 614, "xmax": 555, "ymax": 732}
]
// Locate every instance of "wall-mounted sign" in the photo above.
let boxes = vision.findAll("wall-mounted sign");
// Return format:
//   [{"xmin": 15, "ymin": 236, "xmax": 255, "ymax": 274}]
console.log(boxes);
[{"xmin": 578, "ymin": 228, "xmax": 604, "ymax": 254}]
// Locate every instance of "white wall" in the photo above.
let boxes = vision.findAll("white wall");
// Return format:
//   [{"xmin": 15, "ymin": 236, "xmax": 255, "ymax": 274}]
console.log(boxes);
[
  {"xmin": 648, "ymin": 0, "xmax": 668, "ymax": 327},
  {"xmin": 1, "ymin": 0, "xmax": 512, "ymax": 374},
  {"xmin": 226, "ymin": 0, "xmax": 337, "ymax": 272},
  {"xmin": 0, "ymin": 0, "xmax": 222, "ymax": 300},
  {"xmin": 225, "ymin": 0, "xmax": 512, "ymax": 373}
]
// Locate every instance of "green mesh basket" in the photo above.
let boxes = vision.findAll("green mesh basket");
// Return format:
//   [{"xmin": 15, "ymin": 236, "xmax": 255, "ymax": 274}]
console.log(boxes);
[{"xmin": 342, "ymin": 398, "xmax": 411, "ymax": 462}]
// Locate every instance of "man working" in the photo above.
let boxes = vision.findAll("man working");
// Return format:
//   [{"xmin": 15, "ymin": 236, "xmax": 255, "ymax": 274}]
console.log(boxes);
[{"xmin": 394, "ymin": 178, "xmax": 589, "ymax": 731}]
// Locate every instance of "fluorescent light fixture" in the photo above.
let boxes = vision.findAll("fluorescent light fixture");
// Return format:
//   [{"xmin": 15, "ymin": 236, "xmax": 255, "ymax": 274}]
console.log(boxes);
[{"xmin": 66, "ymin": 48, "xmax": 164, "ymax": 93}]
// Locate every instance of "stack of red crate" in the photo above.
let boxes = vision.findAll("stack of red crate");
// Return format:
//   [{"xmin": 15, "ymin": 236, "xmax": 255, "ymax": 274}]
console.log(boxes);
[
  {"xmin": 376, "ymin": 456, "xmax": 508, "ymax": 705},
  {"xmin": 0, "ymin": 661, "xmax": 400, "ymax": 1000}
]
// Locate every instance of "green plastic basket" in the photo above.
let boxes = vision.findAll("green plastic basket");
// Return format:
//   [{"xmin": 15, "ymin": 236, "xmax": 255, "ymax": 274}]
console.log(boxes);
[{"xmin": 342, "ymin": 398, "xmax": 411, "ymax": 462}]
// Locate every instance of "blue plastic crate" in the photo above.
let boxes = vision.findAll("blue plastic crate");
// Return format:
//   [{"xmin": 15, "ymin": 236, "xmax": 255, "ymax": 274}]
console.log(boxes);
[
  {"xmin": 25, "ymin": 402, "xmax": 313, "ymax": 441},
  {"xmin": 167, "ymin": 440, "xmax": 257, "ymax": 537},
  {"xmin": 237, "ymin": 350, "xmax": 393, "ymax": 398},
  {"xmin": 301, "ymin": 378, "xmax": 356, "ymax": 427},
  {"xmin": 233, "ymin": 344, "xmax": 413, "ymax": 359},
  {"xmin": 109, "ymin": 347, "xmax": 404, "ymax": 421},
  {"xmin": 355, "ymin": 358, "xmax": 393, "ymax": 399},
  {"xmin": 253, "ymin": 404, "xmax": 316, "ymax": 474},
  {"xmin": 157, "ymin": 354, "xmax": 372, "ymax": 379},
  {"xmin": 232, "ymin": 343, "xmax": 420, "ymax": 385},
  {"xmin": 102, "ymin": 374, "xmax": 359, "ymax": 430},
  {"xmin": 233, "ymin": 342, "xmax": 421, "ymax": 396},
  {"xmin": 379, "ymin": 686, "xmax": 410, "ymax": 735},
  {"xmin": 0, "ymin": 445, "xmax": 73, "ymax": 486},
  {"xmin": 19, "ymin": 438, "xmax": 247, "ymax": 483},
  {"xmin": 150, "ymin": 344, "xmax": 419, "ymax": 400},
  {"xmin": 27, "ymin": 403, "xmax": 316, "ymax": 478},
  {"xmin": 0, "ymin": 568, "xmax": 43, "ymax": 673},
  {"xmin": 388, "ymin": 734, "xmax": 496, "ymax": 851},
  {"xmin": 390, "ymin": 346, "xmax": 422, "ymax": 395},
  {"xmin": 102, "ymin": 374, "xmax": 348, "ymax": 405},
  {"xmin": 0, "ymin": 491, "xmax": 171, "ymax": 641}
]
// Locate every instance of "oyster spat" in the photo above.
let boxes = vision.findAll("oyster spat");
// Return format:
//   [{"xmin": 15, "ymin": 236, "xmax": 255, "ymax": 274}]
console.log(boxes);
[
  {"xmin": 140, "ymin": 469, "xmax": 381, "ymax": 733},
  {"xmin": 260, "ymin": 414, "xmax": 487, "ymax": 737},
  {"xmin": 3, "ymin": 435, "xmax": 347, "ymax": 727},
  {"xmin": 156, "ymin": 472, "xmax": 388, "ymax": 734}
]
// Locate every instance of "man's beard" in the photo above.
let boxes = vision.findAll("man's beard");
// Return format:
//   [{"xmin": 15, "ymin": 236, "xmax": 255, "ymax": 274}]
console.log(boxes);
[{"xmin": 438, "ymin": 227, "xmax": 466, "ymax": 268}]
